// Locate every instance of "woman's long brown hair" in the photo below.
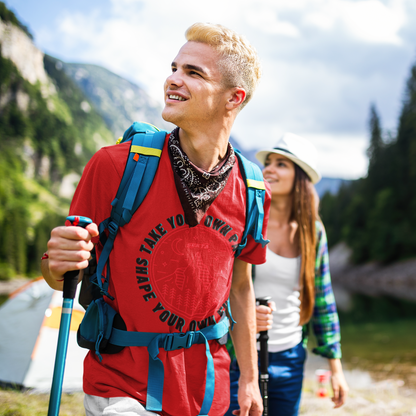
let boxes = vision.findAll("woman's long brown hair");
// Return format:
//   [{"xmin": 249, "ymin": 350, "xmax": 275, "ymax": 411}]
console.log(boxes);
[{"xmin": 292, "ymin": 165, "xmax": 318, "ymax": 325}]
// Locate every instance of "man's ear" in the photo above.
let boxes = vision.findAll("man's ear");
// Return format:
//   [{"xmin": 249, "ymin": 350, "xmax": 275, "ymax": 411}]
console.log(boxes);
[{"xmin": 226, "ymin": 87, "xmax": 246, "ymax": 111}]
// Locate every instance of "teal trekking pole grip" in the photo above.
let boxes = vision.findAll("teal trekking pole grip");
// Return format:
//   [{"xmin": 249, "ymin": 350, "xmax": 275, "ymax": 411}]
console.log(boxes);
[{"xmin": 48, "ymin": 216, "xmax": 92, "ymax": 416}]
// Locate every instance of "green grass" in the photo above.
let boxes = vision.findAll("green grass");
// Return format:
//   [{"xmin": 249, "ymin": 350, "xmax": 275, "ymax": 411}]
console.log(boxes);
[
  {"xmin": 0, "ymin": 389, "xmax": 84, "ymax": 415},
  {"xmin": 339, "ymin": 319, "xmax": 416, "ymax": 388},
  {"xmin": 341, "ymin": 319, "xmax": 416, "ymax": 363}
]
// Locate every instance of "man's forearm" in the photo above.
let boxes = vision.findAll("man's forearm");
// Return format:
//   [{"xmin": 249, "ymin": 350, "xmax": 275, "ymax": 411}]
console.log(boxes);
[{"xmin": 229, "ymin": 269, "xmax": 258, "ymax": 381}]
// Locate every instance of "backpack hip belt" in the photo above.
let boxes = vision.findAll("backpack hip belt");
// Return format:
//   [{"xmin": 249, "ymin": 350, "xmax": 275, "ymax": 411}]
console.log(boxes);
[{"xmin": 109, "ymin": 314, "xmax": 230, "ymax": 415}]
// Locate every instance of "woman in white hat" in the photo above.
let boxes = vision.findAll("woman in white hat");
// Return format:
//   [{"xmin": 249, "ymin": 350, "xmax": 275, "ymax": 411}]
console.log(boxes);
[{"xmin": 226, "ymin": 133, "xmax": 348, "ymax": 416}]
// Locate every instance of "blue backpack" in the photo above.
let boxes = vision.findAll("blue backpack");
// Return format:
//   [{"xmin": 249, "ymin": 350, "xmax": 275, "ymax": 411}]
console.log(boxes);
[{"xmin": 77, "ymin": 121, "xmax": 269, "ymax": 416}]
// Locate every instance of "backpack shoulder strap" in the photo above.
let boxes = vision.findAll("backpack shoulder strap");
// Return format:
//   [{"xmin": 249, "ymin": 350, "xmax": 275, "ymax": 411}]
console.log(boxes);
[
  {"xmin": 111, "ymin": 128, "xmax": 167, "ymax": 226},
  {"xmin": 234, "ymin": 149, "xmax": 269, "ymax": 258},
  {"xmin": 95, "ymin": 122, "xmax": 168, "ymax": 297}
]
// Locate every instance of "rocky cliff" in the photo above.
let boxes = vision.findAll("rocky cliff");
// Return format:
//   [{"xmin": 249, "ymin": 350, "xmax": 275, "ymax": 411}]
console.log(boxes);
[
  {"xmin": 329, "ymin": 242, "xmax": 416, "ymax": 304},
  {"xmin": 0, "ymin": 18, "xmax": 48, "ymax": 85}
]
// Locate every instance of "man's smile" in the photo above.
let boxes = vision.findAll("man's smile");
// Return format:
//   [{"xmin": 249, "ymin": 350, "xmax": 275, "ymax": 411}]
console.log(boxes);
[
  {"xmin": 166, "ymin": 90, "xmax": 189, "ymax": 102},
  {"xmin": 168, "ymin": 94, "xmax": 186, "ymax": 101}
]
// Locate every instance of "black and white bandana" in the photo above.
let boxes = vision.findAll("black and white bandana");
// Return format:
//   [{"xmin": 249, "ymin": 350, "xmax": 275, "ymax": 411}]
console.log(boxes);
[{"xmin": 168, "ymin": 128, "xmax": 236, "ymax": 227}]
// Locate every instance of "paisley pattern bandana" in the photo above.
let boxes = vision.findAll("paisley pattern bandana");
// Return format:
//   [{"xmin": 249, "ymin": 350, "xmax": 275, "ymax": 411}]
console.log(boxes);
[{"xmin": 168, "ymin": 128, "xmax": 236, "ymax": 227}]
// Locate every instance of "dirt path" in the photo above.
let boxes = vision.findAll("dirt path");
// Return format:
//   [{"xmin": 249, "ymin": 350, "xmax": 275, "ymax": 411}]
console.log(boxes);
[
  {"xmin": 301, "ymin": 353, "xmax": 416, "ymax": 415},
  {"xmin": 0, "ymin": 277, "xmax": 31, "ymax": 295},
  {"xmin": 300, "ymin": 383, "xmax": 416, "ymax": 416}
]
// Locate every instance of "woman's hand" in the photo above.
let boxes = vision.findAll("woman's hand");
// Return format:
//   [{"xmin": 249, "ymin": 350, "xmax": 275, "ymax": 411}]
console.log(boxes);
[
  {"xmin": 328, "ymin": 358, "xmax": 349, "ymax": 408},
  {"xmin": 255, "ymin": 300, "xmax": 275, "ymax": 333}
]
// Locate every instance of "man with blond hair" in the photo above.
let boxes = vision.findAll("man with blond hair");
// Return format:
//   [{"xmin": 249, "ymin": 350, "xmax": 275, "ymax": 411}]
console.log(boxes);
[{"xmin": 42, "ymin": 22, "xmax": 270, "ymax": 416}]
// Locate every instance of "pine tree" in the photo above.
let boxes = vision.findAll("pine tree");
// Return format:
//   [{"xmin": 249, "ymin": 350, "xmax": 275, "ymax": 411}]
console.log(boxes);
[
  {"xmin": 396, "ymin": 65, "xmax": 416, "ymax": 202},
  {"xmin": 366, "ymin": 103, "xmax": 383, "ymax": 170},
  {"xmin": 395, "ymin": 64, "xmax": 416, "ymax": 256},
  {"xmin": 364, "ymin": 104, "xmax": 387, "ymax": 207}
]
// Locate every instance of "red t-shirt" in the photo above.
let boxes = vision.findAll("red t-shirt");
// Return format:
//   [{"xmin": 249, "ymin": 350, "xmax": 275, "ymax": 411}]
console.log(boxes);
[{"xmin": 69, "ymin": 137, "xmax": 271, "ymax": 416}]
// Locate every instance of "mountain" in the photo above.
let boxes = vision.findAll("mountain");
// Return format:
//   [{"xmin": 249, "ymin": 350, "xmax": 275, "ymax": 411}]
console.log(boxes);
[
  {"xmin": 58, "ymin": 61, "xmax": 173, "ymax": 137},
  {"xmin": 315, "ymin": 177, "xmax": 352, "ymax": 198},
  {"xmin": 0, "ymin": 14, "xmax": 114, "ymax": 185},
  {"xmin": 0, "ymin": 7, "xmax": 114, "ymax": 278}
]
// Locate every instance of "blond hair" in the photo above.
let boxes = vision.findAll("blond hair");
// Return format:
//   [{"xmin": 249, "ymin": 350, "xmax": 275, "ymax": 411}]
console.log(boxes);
[{"xmin": 185, "ymin": 22, "xmax": 261, "ymax": 109}]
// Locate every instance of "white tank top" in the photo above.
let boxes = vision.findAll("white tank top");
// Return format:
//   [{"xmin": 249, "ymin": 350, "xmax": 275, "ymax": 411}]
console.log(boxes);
[{"xmin": 254, "ymin": 248, "xmax": 302, "ymax": 353}]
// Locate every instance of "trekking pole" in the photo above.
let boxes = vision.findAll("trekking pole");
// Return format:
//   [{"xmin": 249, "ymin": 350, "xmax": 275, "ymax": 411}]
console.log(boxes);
[
  {"xmin": 48, "ymin": 215, "xmax": 92, "ymax": 416},
  {"xmin": 256, "ymin": 296, "xmax": 271, "ymax": 416}
]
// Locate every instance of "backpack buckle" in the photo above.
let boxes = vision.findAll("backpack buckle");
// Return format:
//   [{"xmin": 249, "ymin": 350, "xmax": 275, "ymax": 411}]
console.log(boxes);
[
  {"xmin": 107, "ymin": 221, "xmax": 119, "ymax": 238},
  {"xmin": 163, "ymin": 331, "xmax": 195, "ymax": 351}
]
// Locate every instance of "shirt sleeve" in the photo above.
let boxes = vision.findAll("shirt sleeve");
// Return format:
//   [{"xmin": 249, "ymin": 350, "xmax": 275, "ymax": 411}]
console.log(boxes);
[
  {"xmin": 237, "ymin": 181, "xmax": 271, "ymax": 265},
  {"xmin": 310, "ymin": 221, "xmax": 342, "ymax": 359},
  {"xmin": 68, "ymin": 145, "xmax": 126, "ymax": 245}
]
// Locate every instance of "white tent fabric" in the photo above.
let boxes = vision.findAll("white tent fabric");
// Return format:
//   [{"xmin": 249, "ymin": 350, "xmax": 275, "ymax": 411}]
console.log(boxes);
[{"xmin": 0, "ymin": 277, "xmax": 87, "ymax": 392}]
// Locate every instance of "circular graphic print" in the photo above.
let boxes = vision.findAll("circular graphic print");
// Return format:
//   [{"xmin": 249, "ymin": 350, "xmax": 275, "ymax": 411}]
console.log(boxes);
[{"xmin": 151, "ymin": 225, "xmax": 233, "ymax": 320}]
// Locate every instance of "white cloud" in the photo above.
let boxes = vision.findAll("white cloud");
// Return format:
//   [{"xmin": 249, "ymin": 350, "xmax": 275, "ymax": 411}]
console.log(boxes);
[
  {"xmin": 246, "ymin": 9, "xmax": 300, "ymax": 37},
  {"xmin": 306, "ymin": 133, "xmax": 368, "ymax": 179},
  {"xmin": 339, "ymin": 0, "xmax": 406, "ymax": 45},
  {"xmin": 304, "ymin": 11, "xmax": 335, "ymax": 31},
  {"xmin": 303, "ymin": 0, "xmax": 406, "ymax": 44}
]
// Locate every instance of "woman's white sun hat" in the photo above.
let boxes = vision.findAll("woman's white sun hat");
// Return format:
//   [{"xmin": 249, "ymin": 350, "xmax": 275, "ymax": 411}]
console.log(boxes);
[{"xmin": 255, "ymin": 132, "xmax": 322, "ymax": 184}]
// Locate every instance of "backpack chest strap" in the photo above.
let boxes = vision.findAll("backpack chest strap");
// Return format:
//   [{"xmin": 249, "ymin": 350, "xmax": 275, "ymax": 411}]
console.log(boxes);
[{"xmin": 109, "ymin": 316, "xmax": 230, "ymax": 416}]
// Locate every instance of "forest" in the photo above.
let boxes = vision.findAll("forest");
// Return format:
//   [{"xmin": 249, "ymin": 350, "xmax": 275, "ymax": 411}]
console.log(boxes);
[{"xmin": 320, "ymin": 63, "xmax": 416, "ymax": 265}]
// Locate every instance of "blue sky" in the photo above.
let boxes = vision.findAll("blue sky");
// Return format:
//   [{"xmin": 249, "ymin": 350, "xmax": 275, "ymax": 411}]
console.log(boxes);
[{"xmin": 5, "ymin": 0, "xmax": 416, "ymax": 178}]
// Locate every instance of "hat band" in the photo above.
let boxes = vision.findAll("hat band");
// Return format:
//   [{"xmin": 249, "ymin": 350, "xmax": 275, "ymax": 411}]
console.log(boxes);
[{"xmin": 272, "ymin": 147, "xmax": 295, "ymax": 156}]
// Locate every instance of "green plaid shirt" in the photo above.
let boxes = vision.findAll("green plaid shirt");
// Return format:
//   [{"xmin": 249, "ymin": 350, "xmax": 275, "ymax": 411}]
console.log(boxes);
[
  {"xmin": 227, "ymin": 221, "xmax": 342, "ymax": 360},
  {"xmin": 302, "ymin": 221, "xmax": 341, "ymax": 359}
]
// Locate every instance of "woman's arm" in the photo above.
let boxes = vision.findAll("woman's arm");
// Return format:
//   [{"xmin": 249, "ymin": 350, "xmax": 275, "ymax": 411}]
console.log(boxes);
[
  {"xmin": 312, "ymin": 222, "xmax": 348, "ymax": 406},
  {"xmin": 310, "ymin": 222, "xmax": 342, "ymax": 358},
  {"xmin": 328, "ymin": 358, "xmax": 349, "ymax": 408}
]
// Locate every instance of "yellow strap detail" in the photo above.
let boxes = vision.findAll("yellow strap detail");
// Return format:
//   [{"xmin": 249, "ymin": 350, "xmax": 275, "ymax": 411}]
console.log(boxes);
[
  {"xmin": 246, "ymin": 179, "xmax": 266, "ymax": 190},
  {"xmin": 130, "ymin": 145, "xmax": 162, "ymax": 157},
  {"xmin": 116, "ymin": 137, "xmax": 122, "ymax": 144}
]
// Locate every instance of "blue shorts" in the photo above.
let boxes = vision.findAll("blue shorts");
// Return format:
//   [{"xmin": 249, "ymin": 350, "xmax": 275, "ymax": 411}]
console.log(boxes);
[{"xmin": 225, "ymin": 342, "xmax": 306, "ymax": 416}]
